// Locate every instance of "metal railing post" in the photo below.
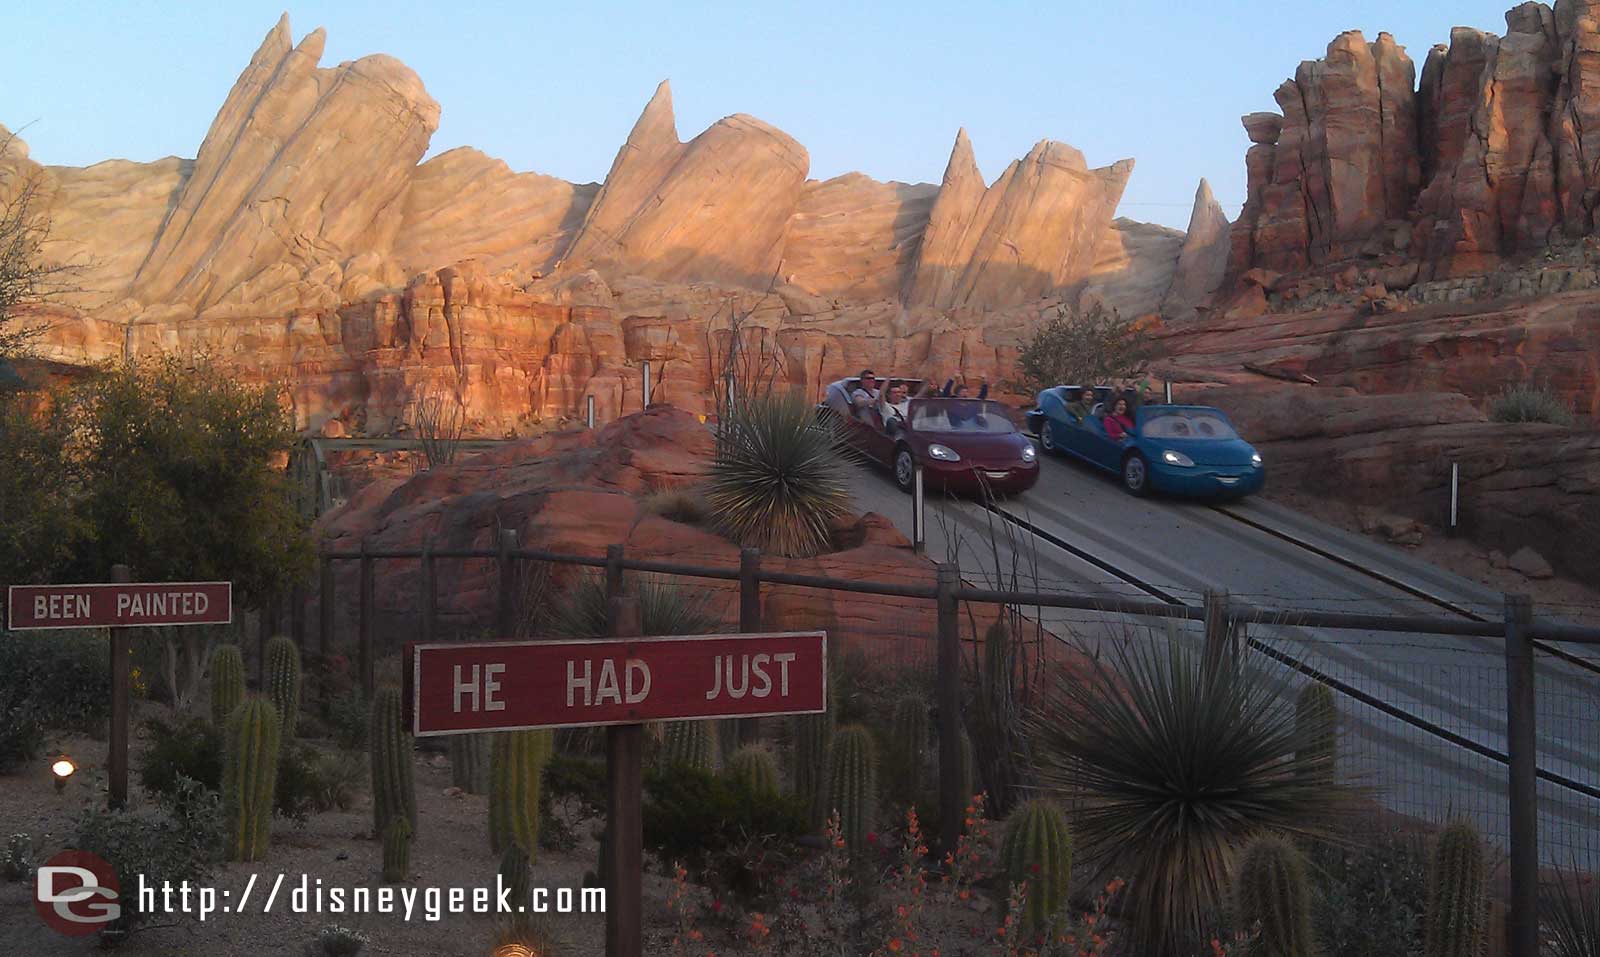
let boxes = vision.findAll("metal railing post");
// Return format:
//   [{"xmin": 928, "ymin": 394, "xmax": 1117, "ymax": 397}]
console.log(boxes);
[
  {"xmin": 587, "ymin": 394, "xmax": 596, "ymax": 430},
  {"xmin": 1164, "ymin": 379, "xmax": 1173, "ymax": 404},
  {"xmin": 318, "ymin": 548, "xmax": 334, "ymax": 660},
  {"xmin": 605, "ymin": 544, "xmax": 626, "ymax": 602},
  {"xmin": 1448, "ymin": 461, "xmax": 1460, "ymax": 536},
  {"xmin": 738, "ymin": 547, "xmax": 762, "ymax": 745},
  {"xmin": 913, "ymin": 465, "xmax": 926, "ymax": 554},
  {"xmin": 108, "ymin": 563, "xmax": 131, "ymax": 810},
  {"xmin": 420, "ymin": 536, "xmax": 435, "ymax": 644},
  {"xmin": 497, "ymin": 528, "xmax": 519, "ymax": 638},
  {"xmin": 359, "ymin": 539, "xmax": 375, "ymax": 699},
  {"xmin": 1504, "ymin": 593, "xmax": 1538, "ymax": 957},
  {"xmin": 935, "ymin": 562, "xmax": 963, "ymax": 859},
  {"xmin": 642, "ymin": 361, "xmax": 652, "ymax": 410},
  {"xmin": 604, "ymin": 595, "xmax": 644, "ymax": 957}
]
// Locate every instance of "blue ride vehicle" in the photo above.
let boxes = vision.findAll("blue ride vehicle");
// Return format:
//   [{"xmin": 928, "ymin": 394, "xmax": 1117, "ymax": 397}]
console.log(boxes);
[{"xmin": 1025, "ymin": 385, "xmax": 1265, "ymax": 498}]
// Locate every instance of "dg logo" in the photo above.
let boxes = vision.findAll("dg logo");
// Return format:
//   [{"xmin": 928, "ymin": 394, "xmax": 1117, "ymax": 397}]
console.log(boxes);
[{"xmin": 35, "ymin": 849, "xmax": 122, "ymax": 936}]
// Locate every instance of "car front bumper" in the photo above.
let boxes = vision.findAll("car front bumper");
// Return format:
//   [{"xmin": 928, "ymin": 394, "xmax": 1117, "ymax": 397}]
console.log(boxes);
[
  {"xmin": 1149, "ymin": 462, "xmax": 1265, "ymax": 498},
  {"xmin": 922, "ymin": 459, "xmax": 1041, "ymax": 495}
]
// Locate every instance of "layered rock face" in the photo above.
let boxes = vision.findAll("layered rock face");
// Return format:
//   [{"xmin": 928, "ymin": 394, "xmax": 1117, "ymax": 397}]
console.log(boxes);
[
  {"xmin": 1230, "ymin": 3, "xmax": 1600, "ymax": 293},
  {"xmin": 7, "ymin": 15, "xmax": 1227, "ymax": 436}
]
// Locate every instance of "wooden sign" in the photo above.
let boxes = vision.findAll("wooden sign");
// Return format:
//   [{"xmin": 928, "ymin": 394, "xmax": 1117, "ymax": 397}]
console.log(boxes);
[
  {"xmin": 409, "ymin": 631, "xmax": 827, "ymax": 736},
  {"xmin": 6, "ymin": 582, "xmax": 233, "ymax": 631}
]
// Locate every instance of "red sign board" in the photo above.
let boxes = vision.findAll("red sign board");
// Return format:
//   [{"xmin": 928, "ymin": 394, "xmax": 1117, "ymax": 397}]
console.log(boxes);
[
  {"xmin": 409, "ymin": 631, "xmax": 827, "ymax": 736},
  {"xmin": 6, "ymin": 582, "xmax": 233, "ymax": 631}
]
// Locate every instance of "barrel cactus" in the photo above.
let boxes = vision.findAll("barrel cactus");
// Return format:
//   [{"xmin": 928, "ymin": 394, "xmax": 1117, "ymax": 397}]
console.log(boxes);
[
  {"xmin": 451, "ymin": 734, "xmax": 490, "ymax": 794},
  {"xmin": 726, "ymin": 745, "xmax": 781, "ymax": 797},
  {"xmin": 263, "ymin": 636, "xmax": 302, "ymax": 741},
  {"xmin": 1295, "ymin": 682, "xmax": 1338, "ymax": 781},
  {"xmin": 209, "ymin": 644, "xmax": 245, "ymax": 728},
  {"xmin": 793, "ymin": 709, "xmax": 834, "ymax": 817},
  {"xmin": 222, "ymin": 697, "xmax": 281, "ymax": 862},
  {"xmin": 819, "ymin": 724, "xmax": 877, "ymax": 853},
  {"xmin": 1424, "ymin": 822, "xmax": 1486, "ymax": 957},
  {"xmin": 369, "ymin": 686, "xmax": 417, "ymax": 835},
  {"xmin": 661, "ymin": 720, "xmax": 718, "ymax": 771},
  {"xmin": 889, "ymin": 695, "xmax": 929, "ymax": 805},
  {"xmin": 490, "ymin": 729, "xmax": 553, "ymax": 857},
  {"xmin": 381, "ymin": 817, "xmax": 412, "ymax": 884},
  {"xmin": 999, "ymin": 798, "xmax": 1072, "ymax": 934},
  {"xmin": 1234, "ymin": 834, "xmax": 1315, "ymax": 957}
]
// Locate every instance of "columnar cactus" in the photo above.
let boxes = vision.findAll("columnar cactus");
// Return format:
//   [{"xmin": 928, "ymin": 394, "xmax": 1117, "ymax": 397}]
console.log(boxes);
[
  {"xmin": 381, "ymin": 817, "xmax": 412, "ymax": 884},
  {"xmin": 369, "ymin": 686, "xmax": 417, "ymax": 835},
  {"xmin": 209, "ymin": 644, "xmax": 245, "ymax": 728},
  {"xmin": 1234, "ymin": 834, "xmax": 1315, "ymax": 957},
  {"xmin": 1424, "ymin": 822, "xmax": 1487, "ymax": 957},
  {"xmin": 719, "ymin": 719, "xmax": 742, "ymax": 766},
  {"xmin": 793, "ymin": 709, "xmax": 834, "ymax": 816},
  {"xmin": 490, "ymin": 729, "xmax": 553, "ymax": 857},
  {"xmin": 263, "ymin": 636, "xmax": 302, "ymax": 742},
  {"xmin": 726, "ymin": 745, "xmax": 781, "ymax": 797},
  {"xmin": 451, "ymin": 734, "xmax": 490, "ymax": 794},
  {"xmin": 222, "ymin": 697, "xmax": 281, "ymax": 862},
  {"xmin": 819, "ymin": 724, "xmax": 877, "ymax": 853},
  {"xmin": 661, "ymin": 720, "xmax": 718, "ymax": 771},
  {"xmin": 999, "ymin": 798, "xmax": 1072, "ymax": 934},
  {"xmin": 956, "ymin": 726, "xmax": 976, "ymax": 805},
  {"xmin": 499, "ymin": 842, "xmax": 534, "ymax": 937},
  {"xmin": 1295, "ymin": 682, "xmax": 1338, "ymax": 782},
  {"xmin": 889, "ymin": 695, "xmax": 929, "ymax": 805}
]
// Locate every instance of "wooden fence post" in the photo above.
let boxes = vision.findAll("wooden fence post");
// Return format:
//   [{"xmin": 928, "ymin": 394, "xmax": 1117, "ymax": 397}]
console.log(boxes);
[
  {"xmin": 359, "ymin": 539, "xmax": 375, "ymax": 698},
  {"xmin": 1504, "ymin": 593, "xmax": 1537, "ymax": 957},
  {"xmin": 318, "ymin": 549, "xmax": 334, "ymax": 660},
  {"xmin": 605, "ymin": 595, "xmax": 644, "ymax": 957},
  {"xmin": 108, "ymin": 563, "xmax": 131, "ymax": 810},
  {"xmin": 291, "ymin": 580, "xmax": 306, "ymax": 651},
  {"xmin": 497, "ymin": 528, "xmax": 518, "ymax": 638},
  {"xmin": 738, "ymin": 547, "xmax": 762, "ymax": 745},
  {"xmin": 605, "ymin": 544, "xmax": 625, "ymax": 602},
  {"xmin": 1202, "ymin": 589, "xmax": 1234, "ymax": 678},
  {"xmin": 421, "ymin": 536, "xmax": 435, "ymax": 644},
  {"xmin": 935, "ymin": 562, "xmax": 962, "ymax": 860}
]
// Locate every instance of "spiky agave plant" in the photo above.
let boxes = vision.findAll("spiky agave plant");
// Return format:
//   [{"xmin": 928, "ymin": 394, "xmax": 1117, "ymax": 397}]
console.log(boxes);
[
  {"xmin": 1025, "ymin": 635, "xmax": 1352, "ymax": 956},
  {"xmin": 1542, "ymin": 857, "xmax": 1600, "ymax": 957},
  {"xmin": 545, "ymin": 572, "xmax": 722, "ymax": 639},
  {"xmin": 704, "ymin": 389, "xmax": 852, "ymax": 558}
]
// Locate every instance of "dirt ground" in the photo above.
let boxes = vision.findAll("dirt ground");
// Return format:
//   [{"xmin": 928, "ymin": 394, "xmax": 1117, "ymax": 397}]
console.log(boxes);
[{"xmin": 0, "ymin": 723, "xmax": 680, "ymax": 956}]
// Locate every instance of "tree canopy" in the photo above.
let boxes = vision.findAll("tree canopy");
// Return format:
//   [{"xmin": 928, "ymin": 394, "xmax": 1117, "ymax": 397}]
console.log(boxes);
[{"xmin": 1012, "ymin": 301, "xmax": 1158, "ymax": 396}]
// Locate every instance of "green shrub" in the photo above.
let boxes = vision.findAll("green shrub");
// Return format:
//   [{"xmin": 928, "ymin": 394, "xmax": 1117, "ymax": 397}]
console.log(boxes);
[
  {"xmin": 643, "ymin": 764, "xmax": 809, "ymax": 885},
  {"xmin": 705, "ymin": 389, "xmax": 852, "ymax": 558},
  {"xmin": 72, "ymin": 776, "xmax": 223, "ymax": 933},
  {"xmin": 545, "ymin": 753, "xmax": 608, "ymax": 821},
  {"xmin": 324, "ymin": 689, "xmax": 368, "ymax": 751},
  {"xmin": 0, "ymin": 629, "xmax": 111, "ymax": 771},
  {"xmin": 140, "ymin": 712, "xmax": 224, "ymax": 796},
  {"xmin": 1309, "ymin": 828, "xmax": 1430, "ymax": 957},
  {"xmin": 277, "ymin": 741, "xmax": 363, "ymax": 822},
  {"xmin": 1490, "ymin": 382, "xmax": 1573, "ymax": 425}
]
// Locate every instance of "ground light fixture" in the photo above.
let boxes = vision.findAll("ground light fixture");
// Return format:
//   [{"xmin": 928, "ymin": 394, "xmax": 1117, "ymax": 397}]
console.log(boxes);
[
  {"xmin": 51, "ymin": 755, "xmax": 76, "ymax": 793},
  {"xmin": 491, "ymin": 945, "xmax": 537, "ymax": 957}
]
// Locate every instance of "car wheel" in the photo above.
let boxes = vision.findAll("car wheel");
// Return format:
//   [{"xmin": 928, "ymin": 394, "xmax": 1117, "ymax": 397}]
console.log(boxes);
[
  {"xmin": 894, "ymin": 448, "xmax": 916, "ymax": 493},
  {"xmin": 1039, "ymin": 423, "xmax": 1056, "ymax": 453},
  {"xmin": 1121, "ymin": 453, "xmax": 1150, "ymax": 497}
]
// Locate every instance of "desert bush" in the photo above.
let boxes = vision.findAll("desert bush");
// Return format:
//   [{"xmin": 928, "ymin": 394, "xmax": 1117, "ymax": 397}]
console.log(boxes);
[
  {"xmin": 644, "ymin": 485, "xmax": 713, "ymax": 526},
  {"xmin": 277, "ymin": 741, "xmax": 363, "ymax": 822},
  {"xmin": 307, "ymin": 923, "xmax": 369, "ymax": 957},
  {"xmin": 1013, "ymin": 301, "xmax": 1157, "ymax": 396},
  {"xmin": 643, "ymin": 764, "xmax": 809, "ymax": 902},
  {"xmin": 1490, "ymin": 382, "xmax": 1573, "ymax": 425},
  {"xmin": 704, "ymin": 389, "xmax": 852, "ymax": 558},
  {"xmin": 2, "ymin": 832, "xmax": 34, "ymax": 881},
  {"xmin": 324, "ymin": 690, "xmax": 368, "ymax": 752},
  {"xmin": 0, "ymin": 392, "xmax": 82, "ymax": 588},
  {"xmin": 546, "ymin": 571, "xmax": 722, "ymax": 639},
  {"xmin": 544, "ymin": 752, "xmax": 608, "ymax": 821},
  {"xmin": 1307, "ymin": 827, "xmax": 1430, "ymax": 957},
  {"xmin": 1542, "ymin": 857, "xmax": 1600, "ymax": 957},
  {"xmin": 0, "ymin": 628, "xmax": 110, "ymax": 772},
  {"xmin": 73, "ymin": 776, "xmax": 224, "ymax": 935},
  {"xmin": 413, "ymin": 383, "xmax": 467, "ymax": 470},
  {"xmin": 140, "ymin": 712, "xmax": 225, "ymax": 796},
  {"xmin": 1027, "ymin": 637, "xmax": 1352, "ymax": 955}
]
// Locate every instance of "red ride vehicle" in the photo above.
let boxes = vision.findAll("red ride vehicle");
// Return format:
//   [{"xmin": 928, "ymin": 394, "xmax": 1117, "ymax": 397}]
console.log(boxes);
[{"xmin": 819, "ymin": 376, "xmax": 1040, "ymax": 496}]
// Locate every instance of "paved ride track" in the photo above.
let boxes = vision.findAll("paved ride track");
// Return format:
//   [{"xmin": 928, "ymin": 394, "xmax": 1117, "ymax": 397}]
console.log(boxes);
[{"xmin": 844, "ymin": 452, "xmax": 1600, "ymax": 868}]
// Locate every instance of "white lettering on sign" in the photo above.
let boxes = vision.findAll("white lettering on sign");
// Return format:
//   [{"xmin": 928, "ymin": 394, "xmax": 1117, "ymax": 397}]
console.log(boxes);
[
  {"xmin": 452, "ymin": 663, "xmax": 505, "ymax": 713},
  {"xmin": 112, "ymin": 591, "xmax": 212, "ymax": 620},
  {"xmin": 35, "ymin": 594, "xmax": 91, "ymax": 621},
  {"xmin": 565, "ymin": 657, "xmax": 652, "ymax": 708},
  {"xmin": 707, "ymin": 652, "xmax": 797, "ymax": 701}
]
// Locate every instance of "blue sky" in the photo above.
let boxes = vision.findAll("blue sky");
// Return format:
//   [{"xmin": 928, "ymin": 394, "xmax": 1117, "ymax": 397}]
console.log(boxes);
[{"xmin": 5, "ymin": 1, "xmax": 1513, "ymax": 230}]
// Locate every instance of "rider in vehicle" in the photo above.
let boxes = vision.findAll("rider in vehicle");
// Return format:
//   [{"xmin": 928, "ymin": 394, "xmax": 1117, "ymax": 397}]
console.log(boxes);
[
  {"xmin": 850, "ymin": 370, "xmax": 880, "ymax": 423},
  {"xmin": 1103, "ymin": 396, "xmax": 1135, "ymax": 441},
  {"xmin": 884, "ymin": 383, "xmax": 911, "ymax": 432},
  {"xmin": 1065, "ymin": 387, "xmax": 1094, "ymax": 421}
]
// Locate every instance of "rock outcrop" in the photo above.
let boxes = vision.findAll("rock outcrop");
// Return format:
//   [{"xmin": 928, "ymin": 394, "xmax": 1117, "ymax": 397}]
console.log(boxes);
[{"xmin": 1161, "ymin": 179, "xmax": 1232, "ymax": 322}]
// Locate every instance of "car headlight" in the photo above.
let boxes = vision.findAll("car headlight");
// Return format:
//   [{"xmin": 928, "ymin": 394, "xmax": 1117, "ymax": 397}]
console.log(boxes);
[
  {"xmin": 1162, "ymin": 450, "xmax": 1195, "ymax": 467},
  {"xmin": 1251, "ymin": 452, "xmax": 1263, "ymax": 467},
  {"xmin": 927, "ymin": 444, "xmax": 961, "ymax": 462},
  {"xmin": 1021, "ymin": 444, "xmax": 1037, "ymax": 463}
]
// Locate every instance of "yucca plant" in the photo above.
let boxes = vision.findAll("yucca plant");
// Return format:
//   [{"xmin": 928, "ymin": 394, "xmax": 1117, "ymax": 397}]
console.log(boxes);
[
  {"xmin": 704, "ymin": 389, "xmax": 852, "ymax": 558},
  {"xmin": 1542, "ymin": 857, "xmax": 1600, "ymax": 957},
  {"xmin": 1026, "ymin": 636, "xmax": 1352, "ymax": 956},
  {"xmin": 546, "ymin": 571, "xmax": 721, "ymax": 639}
]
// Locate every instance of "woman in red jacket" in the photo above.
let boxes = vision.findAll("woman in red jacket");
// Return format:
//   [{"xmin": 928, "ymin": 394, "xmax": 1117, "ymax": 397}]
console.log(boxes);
[{"xmin": 1103, "ymin": 397, "xmax": 1135, "ymax": 441}]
